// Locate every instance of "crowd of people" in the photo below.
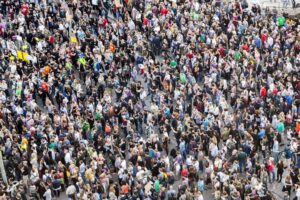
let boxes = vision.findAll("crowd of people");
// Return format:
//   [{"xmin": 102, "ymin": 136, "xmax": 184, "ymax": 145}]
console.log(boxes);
[{"xmin": 0, "ymin": 0, "xmax": 299, "ymax": 199}]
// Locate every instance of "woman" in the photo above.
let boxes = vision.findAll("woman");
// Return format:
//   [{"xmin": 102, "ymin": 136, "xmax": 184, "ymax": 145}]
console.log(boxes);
[
  {"xmin": 282, "ymin": 175, "xmax": 293, "ymax": 196},
  {"xmin": 277, "ymin": 160, "xmax": 284, "ymax": 182},
  {"xmin": 163, "ymin": 134, "xmax": 170, "ymax": 155}
]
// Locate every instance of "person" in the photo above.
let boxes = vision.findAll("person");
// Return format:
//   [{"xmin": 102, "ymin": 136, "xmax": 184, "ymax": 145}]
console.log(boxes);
[
  {"xmin": 283, "ymin": 175, "xmax": 293, "ymax": 196},
  {"xmin": 166, "ymin": 185, "xmax": 176, "ymax": 200},
  {"xmin": 266, "ymin": 158, "xmax": 275, "ymax": 183},
  {"xmin": 277, "ymin": 160, "xmax": 285, "ymax": 182},
  {"xmin": 283, "ymin": 0, "xmax": 290, "ymax": 8},
  {"xmin": 292, "ymin": 0, "xmax": 296, "ymax": 8},
  {"xmin": 237, "ymin": 148, "xmax": 247, "ymax": 173},
  {"xmin": 285, "ymin": 146, "xmax": 293, "ymax": 169},
  {"xmin": 272, "ymin": 137, "xmax": 280, "ymax": 164},
  {"xmin": 296, "ymin": 184, "xmax": 300, "ymax": 200},
  {"xmin": 0, "ymin": 0, "xmax": 298, "ymax": 200},
  {"xmin": 43, "ymin": 187, "xmax": 52, "ymax": 200}
]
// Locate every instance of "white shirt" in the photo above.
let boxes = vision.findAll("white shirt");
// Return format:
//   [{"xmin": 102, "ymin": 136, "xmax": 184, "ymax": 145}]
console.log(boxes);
[
  {"xmin": 9, "ymin": 64, "xmax": 17, "ymax": 73},
  {"xmin": 296, "ymin": 187, "xmax": 300, "ymax": 197},
  {"xmin": 210, "ymin": 144, "xmax": 219, "ymax": 157},
  {"xmin": 267, "ymin": 37, "xmax": 273, "ymax": 47},
  {"xmin": 128, "ymin": 20, "xmax": 135, "ymax": 30},
  {"xmin": 65, "ymin": 152, "xmax": 71, "ymax": 164},
  {"xmin": 80, "ymin": 163, "xmax": 86, "ymax": 174},
  {"xmin": 0, "ymin": 81, "xmax": 7, "ymax": 90},
  {"xmin": 15, "ymin": 106, "xmax": 23, "ymax": 115},
  {"xmin": 272, "ymin": 140, "xmax": 279, "ymax": 152},
  {"xmin": 197, "ymin": 194, "xmax": 204, "ymax": 200},
  {"xmin": 0, "ymin": 93, "xmax": 6, "ymax": 103},
  {"xmin": 43, "ymin": 189, "xmax": 52, "ymax": 200}
]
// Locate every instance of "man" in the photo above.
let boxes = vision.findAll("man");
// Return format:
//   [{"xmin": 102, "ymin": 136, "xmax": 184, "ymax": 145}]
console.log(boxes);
[
  {"xmin": 283, "ymin": 0, "xmax": 290, "ymax": 8},
  {"xmin": 272, "ymin": 137, "xmax": 280, "ymax": 164},
  {"xmin": 66, "ymin": 183, "xmax": 77, "ymax": 199},
  {"xmin": 179, "ymin": 139, "xmax": 186, "ymax": 161},
  {"xmin": 166, "ymin": 185, "xmax": 176, "ymax": 200},
  {"xmin": 43, "ymin": 187, "xmax": 52, "ymax": 200},
  {"xmin": 292, "ymin": 0, "xmax": 296, "ymax": 8},
  {"xmin": 237, "ymin": 148, "xmax": 247, "ymax": 173},
  {"xmin": 284, "ymin": 146, "xmax": 293, "ymax": 169}
]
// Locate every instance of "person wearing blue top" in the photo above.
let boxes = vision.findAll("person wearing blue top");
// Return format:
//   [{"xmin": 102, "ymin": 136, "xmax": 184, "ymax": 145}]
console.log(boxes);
[
  {"xmin": 255, "ymin": 37, "xmax": 262, "ymax": 49},
  {"xmin": 285, "ymin": 95, "xmax": 293, "ymax": 105},
  {"xmin": 285, "ymin": 147, "xmax": 293, "ymax": 169},
  {"xmin": 179, "ymin": 139, "xmax": 186, "ymax": 161}
]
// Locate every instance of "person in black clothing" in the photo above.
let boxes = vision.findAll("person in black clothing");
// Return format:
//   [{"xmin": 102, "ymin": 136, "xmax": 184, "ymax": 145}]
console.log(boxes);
[{"xmin": 277, "ymin": 160, "xmax": 284, "ymax": 182}]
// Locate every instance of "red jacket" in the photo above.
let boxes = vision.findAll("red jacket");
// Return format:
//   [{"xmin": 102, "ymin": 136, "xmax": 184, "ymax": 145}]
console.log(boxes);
[
  {"xmin": 260, "ymin": 87, "xmax": 267, "ymax": 97},
  {"xmin": 143, "ymin": 18, "xmax": 148, "ymax": 26},
  {"xmin": 272, "ymin": 87, "xmax": 278, "ymax": 95},
  {"xmin": 181, "ymin": 168, "xmax": 188, "ymax": 177},
  {"xmin": 49, "ymin": 36, "xmax": 55, "ymax": 45},
  {"xmin": 161, "ymin": 8, "xmax": 168, "ymax": 15},
  {"xmin": 242, "ymin": 44, "xmax": 250, "ymax": 52},
  {"xmin": 21, "ymin": 4, "xmax": 29, "ymax": 15},
  {"xmin": 261, "ymin": 33, "xmax": 268, "ymax": 43}
]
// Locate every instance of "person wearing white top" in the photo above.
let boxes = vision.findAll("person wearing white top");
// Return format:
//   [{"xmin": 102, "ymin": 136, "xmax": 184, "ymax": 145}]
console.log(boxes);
[
  {"xmin": 43, "ymin": 188, "xmax": 52, "ymax": 200},
  {"xmin": 295, "ymin": 185, "xmax": 300, "ymax": 200},
  {"xmin": 15, "ymin": 105, "xmax": 23, "ymax": 115},
  {"xmin": 64, "ymin": 150, "xmax": 71, "ymax": 164},
  {"xmin": 272, "ymin": 138, "xmax": 279, "ymax": 164}
]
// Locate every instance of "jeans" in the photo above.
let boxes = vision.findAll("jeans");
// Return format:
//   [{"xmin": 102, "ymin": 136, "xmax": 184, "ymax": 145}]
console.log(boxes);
[
  {"xmin": 272, "ymin": 151, "xmax": 279, "ymax": 164},
  {"xmin": 277, "ymin": 172, "xmax": 283, "ymax": 182},
  {"xmin": 239, "ymin": 160, "xmax": 246, "ymax": 173},
  {"xmin": 268, "ymin": 170, "xmax": 275, "ymax": 183},
  {"xmin": 181, "ymin": 151, "xmax": 187, "ymax": 161}
]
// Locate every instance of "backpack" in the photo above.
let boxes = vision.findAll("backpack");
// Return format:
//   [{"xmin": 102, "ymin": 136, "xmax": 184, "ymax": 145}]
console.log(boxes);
[{"xmin": 285, "ymin": 149, "xmax": 292, "ymax": 159}]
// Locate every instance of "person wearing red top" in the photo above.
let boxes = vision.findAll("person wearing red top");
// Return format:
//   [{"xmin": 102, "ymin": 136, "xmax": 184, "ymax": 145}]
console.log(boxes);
[
  {"xmin": 260, "ymin": 86, "xmax": 267, "ymax": 97},
  {"xmin": 49, "ymin": 36, "xmax": 55, "ymax": 45},
  {"xmin": 102, "ymin": 17, "xmax": 108, "ymax": 27},
  {"xmin": 267, "ymin": 159, "xmax": 275, "ymax": 183},
  {"xmin": 218, "ymin": 46, "xmax": 226, "ymax": 57},
  {"xmin": 232, "ymin": 15, "xmax": 239, "ymax": 27},
  {"xmin": 187, "ymin": 52, "xmax": 193, "ymax": 59},
  {"xmin": 100, "ymin": 16, "xmax": 108, "ymax": 27},
  {"xmin": 21, "ymin": 4, "xmax": 29, "ymax": 15},
  {"xmin": 296, "ymin": 122, "xmax": 300, "ymax": 134},
  {"xmin": 143, "ymin": 18, "xmax": 148, "ymax": 26},
  {"xmin": 41, "ymin": 82, "xmax": 49, "ymax": 93},
  {"xmin": 181, "ymin": 167, "xmax": 188, "ymax": 177},
  {"xmin": 241, "ymin": 43, "xmax": 250, "ymax": 52},
  {"xmin": 273, "ymin": 87, "xmax": 278, "ymax": 96},
  {"xmin": 161, "ymin": 8, "xmax": 168, "ymax": 15},
  {"xmin": 261, "ymin": 33, "xmax": 268, "ymax": 43}
]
